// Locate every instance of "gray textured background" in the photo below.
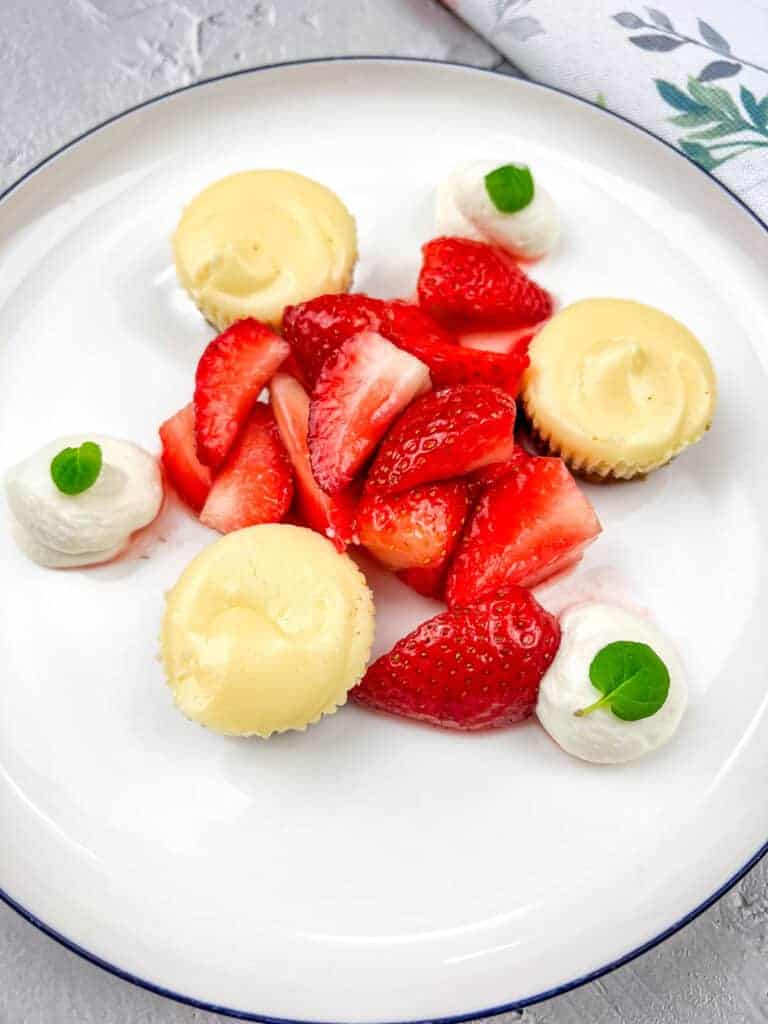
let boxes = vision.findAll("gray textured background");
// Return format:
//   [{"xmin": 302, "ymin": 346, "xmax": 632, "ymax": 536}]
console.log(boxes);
[{"xmin": 1, "ymin": 2, "xmax": 766, "ymax": 1022}]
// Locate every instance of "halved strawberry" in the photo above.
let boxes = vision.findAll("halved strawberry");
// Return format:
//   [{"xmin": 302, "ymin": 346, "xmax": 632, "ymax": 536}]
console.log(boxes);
[
  {"xmin": 200, "ymin": 403, "xmax": 293, "ymax": 533},
  {"xmin": 418, "ymin": 236, "xmax": 552, "ymax": 330},
  {"xmin": 446, "ymin": 455, "xmax": 602, "ymax": 607},
  {"xmin": 194, "ymin": 318, "xmax": 289, "ymax": 469},
  {"xmin": 308, "ymin": 330, "xmax": 431, "ymax": 494},
  {"xmin": 357, "ymin": 480, "xmax": 469, "ymax": 571},
  {"xmin": 270, "ymin": 373, "xmax": 357, "ymax": 551},
  {"xmin": 159, "ymin": 404, "xmax": 213, "ymax": 512},
  {"xmin": 365, "ymin": 384, "xmax": 516, "ymax": 496},
  {"xmin": 351, "ymin": 587, "xmax": 561, "ymax": 730}
]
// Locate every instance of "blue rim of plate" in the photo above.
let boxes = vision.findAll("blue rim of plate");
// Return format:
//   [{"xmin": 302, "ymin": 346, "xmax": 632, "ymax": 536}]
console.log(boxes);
[{"xmin": 1, "ymin": 55, "xmax": 766, "ymax": 1024}]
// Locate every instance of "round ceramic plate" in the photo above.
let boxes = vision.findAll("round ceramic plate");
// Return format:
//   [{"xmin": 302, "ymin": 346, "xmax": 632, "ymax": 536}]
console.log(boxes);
[{"xmin": 2, "ymin": 59, "xmax": 768, "ymax": 1024}]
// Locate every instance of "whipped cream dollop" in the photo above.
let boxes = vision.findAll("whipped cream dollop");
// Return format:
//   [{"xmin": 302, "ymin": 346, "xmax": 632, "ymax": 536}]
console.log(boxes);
[
  {"xmin": 5, "ymin": 434, "xmax": 163, "ymax": 568},
  {"xmin": 435, "ymin": 160, "xmax": 560, "ymax": 259},
  {"xmin": 536, "ymin": 603, "xmax": 687, "ymax": 764}
]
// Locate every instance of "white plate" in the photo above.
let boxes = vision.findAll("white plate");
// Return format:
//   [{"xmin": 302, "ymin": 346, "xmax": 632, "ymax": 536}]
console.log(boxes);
[{"xmin": 2, "ymin": 59, "xmax": 768, "ymax": 1023}]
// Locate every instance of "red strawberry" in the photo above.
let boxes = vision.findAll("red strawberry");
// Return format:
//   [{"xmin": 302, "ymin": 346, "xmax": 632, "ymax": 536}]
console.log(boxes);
[
  {"xmin": 159, "ymin": 404, "xmax": 213, "ymax": 512},
  {"xmin": 365, "ymin": 384, "xmax": 516, "ymax": 496},
  {"xmin": 270, "ymin": 372, "xmax": 357, "ymax": 551},
  {"xmin": 194, "ymin": 318, "xmax": 289, "ymax": 469},
  {"xmin": 308, "ymin": 330, "xmax": 431, "ymax": 493},
  {"xmin": 418, "ymin": 236, "xmax": 552, "ymax": 330},
  {"xmin": 446, "ymin": 455, "xmax": 602, "ymax": 607},
  {"xmin": 200, "ymin": 403, "xmax": 293, "ymax": 533},
  {"xmin": 351, "ymin": 587, "xmax": 561, "ymax": 730},
  {"xmin": 397, "ymin": 563, "xmax": 448, "ymax": 601},
  {"xmin": 357, "ymin": 480, "xmax": 469, "ymax": 571},
  {"xmin": 283, "ymin": 294, "xmax": 385, "ymax": 391},
  {"xmin": 384, "ymin": 301, "xmax": 528, "ymax": 395},
  {"xmin": 283, "ymin": 294, "xmax": 527, "ymax": 395}
]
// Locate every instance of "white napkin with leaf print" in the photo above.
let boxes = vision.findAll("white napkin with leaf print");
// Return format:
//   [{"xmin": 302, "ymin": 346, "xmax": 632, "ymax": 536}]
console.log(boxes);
[{"xmin": 441, "ymin": 0, "xmax": 768, "ymax": 220}]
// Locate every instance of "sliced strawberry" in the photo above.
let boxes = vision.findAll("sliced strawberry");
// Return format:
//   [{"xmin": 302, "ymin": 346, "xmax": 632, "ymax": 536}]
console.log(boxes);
[
  {"xmin": 357, "ymin": 480, "xmax": 469, "ymax": 571},
  {"xmin": 159, "ymin": 404, "xmax": 213, "ymax": 512},
  {"xmin": 270, "ymin": 373, "xmax": 357, "ymax": 551},
  {"xmin": 397, "ymin": 563, "xmax": 448, "ymax": 601},
  {"xmin": 308, "ymin": 330, "xmax": 431, "ymax": 494},
  {"xmin": 283, "ymin": 294, "xmax": 385, "ymax": 391},
  {"xmin": 200, "ymin": 403, "xmax": 293, "ymax": 533},
  {"xmin": 351, "ymin": 587, "xmax": 561, "ymax": 730},
  {"xmin": 446, "ymin": 455, "xmax": 602, "ymax": 607},
  {"xmin": 194, "ymin": 318, "xmax": 289, "ymax": 469},
  {"xmin": 418, "ymin": 236, "xmax": 552, "ymax": 330},
  {"xmin": 365, "ymin": 384, "xmax": 516, "ymax": 496}
]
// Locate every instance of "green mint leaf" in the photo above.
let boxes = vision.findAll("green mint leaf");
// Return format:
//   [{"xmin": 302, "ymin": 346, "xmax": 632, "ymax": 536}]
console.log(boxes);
[
  {"xmin": 50, "ymin": 441, "xmax": 103, "ymax": 495},
  {"xmin": 484, "ymin": 164, "xmax": 535, "ymax": 213},
  {"xmin": 575, "ymin": 640, "xmax": 670, "ymax": 722}
]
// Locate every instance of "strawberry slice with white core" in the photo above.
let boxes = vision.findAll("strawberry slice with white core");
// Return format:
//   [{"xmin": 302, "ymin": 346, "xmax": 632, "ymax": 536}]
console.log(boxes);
[
  {"xmin": 445, "ymin": 453, "xmax": 602, "ymax": 607},
  {"xmin": 194, "ymin": 318, "xmax": 289, "ymax": 470},
  {"xmin": 159, "ymin": 403, "xmax": 213, "ymax": 512},
  {"xmin": 270, "ymin": 373, "xmax": 357, "ymax": 551},
  {"xmin": 200, "ymin": 403, "xmax": 293, "ymax": 533},
  {"xmin": 308, "ymin": 330, "xmax": 431, "ymax": 494}
]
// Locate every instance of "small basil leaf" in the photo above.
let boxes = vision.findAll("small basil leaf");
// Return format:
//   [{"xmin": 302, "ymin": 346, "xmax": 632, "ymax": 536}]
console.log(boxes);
[
  {"xmin": 575, "ymin": 640, "xmax": 670, "ymax": 722},
  {"xmin": 50, "ymin": 441, "xmax": 103, "ymax": 496},
  {"xmin": 484, "ymin": 164, "xmax": 535, "ymax": 214}
]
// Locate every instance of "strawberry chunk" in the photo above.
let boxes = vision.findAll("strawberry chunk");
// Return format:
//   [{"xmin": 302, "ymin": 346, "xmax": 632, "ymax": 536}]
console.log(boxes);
[
  {"xmin": 308, "ymin": 330, "xmax": 431, "ymax": 494},
  {"xmin": 200, "ymin": 403, "xmax": 293, "ymax": 533},
  {"xmin": 194, "ymin": 318, "xmax": 289, "ymax": 469},
  {"xmin": 446, "ymin": 454, "xmax": 602, "ymax": 607},
  {"xmin": 418, "ymin": 236, "xmax": 552, "ymax": 330},
  {"xmin": 351, "ymin": 587, "xmax": 561, "ymax": 730},
  {"xmin": 357, "ymin": 480, "xmax": 469, "ymax": 572},
  {"xmin": 159, "ymin": 404, "xmax": 213, "ymax": 512},
  {"xmin": 270, "ymin": 373, "xmax": 356, "ymax": 551},
  {"xmin": 365, "ymin": 384, "xmax": 516, "ymax": 496}
]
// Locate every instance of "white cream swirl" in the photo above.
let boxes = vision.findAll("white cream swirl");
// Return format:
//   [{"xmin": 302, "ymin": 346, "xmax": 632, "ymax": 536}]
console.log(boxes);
[
  {"xmin": 536, "ymin": 603, "xmax": 688, "ymax": 764},
  {"xmin": 435, "ymin": 160, "xmax": 560, "ymax": 259},
  {"xmin": 5, "ymin": 435, "xmax": 163, "ymax": 568}
]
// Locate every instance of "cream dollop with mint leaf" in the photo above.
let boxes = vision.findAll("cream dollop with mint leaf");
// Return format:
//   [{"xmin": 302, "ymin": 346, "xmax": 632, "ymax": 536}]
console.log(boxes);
[
  {"xmin": 536, "ymin": 603, "xmax": 687, "ymax": 764},
  {"xmin": 435, "ymin": 160, "xmax": 560, "ymax": 259},
  {"xmin": 5, "ymin": 434, "xmax": 163, "ymax": 568}
]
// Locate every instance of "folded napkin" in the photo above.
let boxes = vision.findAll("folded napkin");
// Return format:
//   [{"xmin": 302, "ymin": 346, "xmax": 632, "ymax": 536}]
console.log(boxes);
[{"xmin": 442, "ymin": 0, "xmax": 768, "ymax": 220}]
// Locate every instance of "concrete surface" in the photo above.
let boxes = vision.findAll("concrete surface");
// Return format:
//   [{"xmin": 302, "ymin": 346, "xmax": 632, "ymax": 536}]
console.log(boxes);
[{"xmin": 1, "ymin": 1, "xmax": 766, "ymax": 1022}]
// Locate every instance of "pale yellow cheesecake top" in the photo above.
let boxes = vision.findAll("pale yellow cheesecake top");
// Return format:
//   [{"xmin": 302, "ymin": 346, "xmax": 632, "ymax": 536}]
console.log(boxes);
[
  {"xmin": 161, "ymin": 525, "xmax": 374, "ymax": 737},
  {"xmin": 522, "ymin": 298, "xmax": 716, "ymax": 478},
  {"xmin": 173, "ymin": 170, "xmax": 357, "ymax": 329}
]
